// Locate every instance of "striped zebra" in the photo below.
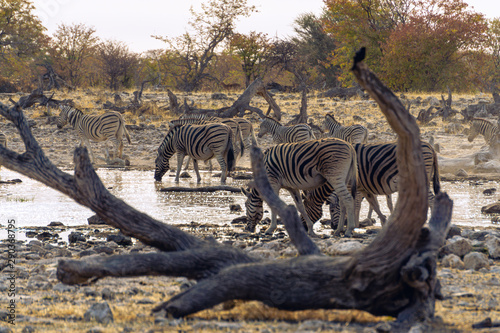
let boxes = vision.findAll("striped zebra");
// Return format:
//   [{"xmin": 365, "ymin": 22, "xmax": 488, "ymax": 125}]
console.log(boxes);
[
  {"xmin": 323, "ymin": 113, "xmax": 368, "ymax": 144},
  {"xmin": 180, "ymin": 114, "xmax": 258, "ymax": 148},
  {"xmin": 468, "ymin": 118, "xmax": 499, "ymax": 146},
  {"xmin": 257, "ymin": 117, "xmax": 316, "ymax": 144},
  {"xmin": 57, "ymin": 105, "xmax": 131, "ymax": 162},
  {"xmin": 241, "ymin": 138, "xmax": 358, "ymax": 237},
  {"xmin": 169, "ymin": 117, "xmax": 245, "ymax": 160},
  {"xmin": 154, "ymin": 123, "xmax": 235, "ymax": 184},
  {"xmin": 302, "ymin": 141, "xmax": 440, "ymax": 229}
]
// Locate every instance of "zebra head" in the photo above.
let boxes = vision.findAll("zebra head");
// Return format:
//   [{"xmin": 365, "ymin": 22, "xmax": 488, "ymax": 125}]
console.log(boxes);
[
  {"xmin": 154, "ymin": 130, "xmax": 176, "ymax": 181},
  {"xmin": 56, "ymin": 105, "xmax": 71, "ymax": 129},
  {"xmin": 241, "ymin": 187, "xmax": 263, "ymax": 232},
  {"xmin": 467, "ymin": 121, "xmax": 480, "ymax": 142},
  {"xmin": 257, "ymin": 117, "xmax": 276, "ymax": 138},
  {"xmin": 323, "ymin": 113, "xmax": 340, "ymax": 132}
]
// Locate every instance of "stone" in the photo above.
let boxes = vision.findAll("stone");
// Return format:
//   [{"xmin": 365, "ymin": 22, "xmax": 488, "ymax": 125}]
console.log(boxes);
[
  {"xmin": 325, "ymin": 241, "xmax": 365, "ymax": 256},
  {"xmin": 485, "ymin": 235, "xmax": 500, "ymax": 259},
  {"xmin": 53, "ymin": 283, "xmax": 76, "ymax": 293},
  {"xmin": 106, "ymin": 233, "xmax": 133, "ymax": 246},
  {"xmin": 229, "ymin": 204, "xmax": 242, "ymax": 212},
  {"xmin": 83, "ymin": 302, "xmax": 114, "ymax": 324},
  {"xmin": 441, "ymin": 254, "xmax": 465, "ymax": 269},
  {"xmin": 48, "ymin": 221, "xmax": 65, "ymax": 227},
  {"xmin": 463, "ymin": 252, "xmax": 490, "ymax": 271},
  {"xmin": 455, "ymin": 169, "xmax": 468, "ymax": 177},
  {"xmin": 68, "ymin": 232, "xmax": 86, "ymax": 243},
  {"xmin": 444, "ymin": 236, "xmax": 472, "ymax": 257},
  {"xmin": 88, "ymin": 215, "xmax": 106, "ymax": 225},
  {"xmin": 101, "ymin": 288, "xmax": 115, "ymax": 300},
  {"xmin": 481, "ymin": 201, "xmax": 500, "ymax": 214},
  {"xmin": 446, "ymin": 225, "xmax": 461, "ymax": 239}
]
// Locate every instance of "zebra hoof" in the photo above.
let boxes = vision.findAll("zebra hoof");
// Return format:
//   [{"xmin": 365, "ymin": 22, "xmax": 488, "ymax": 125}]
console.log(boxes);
[
  {"xmin": 344, "ymin": 230, "xmax": 353, "ymax": 238},
  {"xmin": 333, "ymin": 229, "xmax": 342, "ymax": 237}
]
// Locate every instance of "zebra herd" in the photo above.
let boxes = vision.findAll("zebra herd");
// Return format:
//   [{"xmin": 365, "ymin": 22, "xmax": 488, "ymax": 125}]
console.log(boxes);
[{"xmin": 5, "ymin": 103, "xmax": 494, "ymax": 237}]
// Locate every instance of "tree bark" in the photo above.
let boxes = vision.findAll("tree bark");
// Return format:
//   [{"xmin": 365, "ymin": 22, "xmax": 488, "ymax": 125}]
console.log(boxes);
[
  {"xmin": 0, "ymin": 54, "xmax": 452, "ymax": 324},
  {"xmin": 286, "ymin": 86, "xmax": 308, "ymax": 125}
]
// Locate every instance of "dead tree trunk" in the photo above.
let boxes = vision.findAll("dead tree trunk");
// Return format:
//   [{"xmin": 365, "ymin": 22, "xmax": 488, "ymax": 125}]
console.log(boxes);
[
  {"xmin": 0, "ymin": 51, "xmax": 452, "ymax": 325},
  {"xmin": 37, "ymin": 63, "xmax": 74, "ymax": 90},
  {"xmin": 170, "ymin": 78, "xmax": 282, "ymax": 120},
  {"xmin": 286, "ymin": 86, "xmax": 308, "ymax": 125}
]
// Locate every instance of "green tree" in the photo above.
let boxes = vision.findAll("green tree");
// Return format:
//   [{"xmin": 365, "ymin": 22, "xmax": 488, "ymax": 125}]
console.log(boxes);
[
  {"xmin": 229, "ymin": 31, "xmax": 270, "ymax": 87},
  {"xmin": 0, "ymin": 0, "xmax": 47, "ymax": 90},
  {"xmin": 154, "ymin": 0, "xmax": 257, "ymax": 91},
  {"xmin": 292, "ymin": 12, "xmax": 339, "ymax": 87},
  {"xmin": 50, "ymin": 23, "xmax": 100, "ymax": 87}
]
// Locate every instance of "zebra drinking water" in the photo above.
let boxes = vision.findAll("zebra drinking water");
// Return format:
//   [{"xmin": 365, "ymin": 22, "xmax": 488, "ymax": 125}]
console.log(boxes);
[
  {"xmin": 154, "ymin": 123, "xmax": 235, "ymax": 184},
  {"xmin": 241, "ymin": 138, "xmax": 358, "ymax": 237},
  {"xmin": 257, "ymin": 117, "xmax": 315, "ymax": 144},
  {"xmin": 323, "ymin": 113, "xmax": 368, "ymax": 144},
  {"xmin": 56, "ymin": 105, "xmax": 131, "ymax": 163}
]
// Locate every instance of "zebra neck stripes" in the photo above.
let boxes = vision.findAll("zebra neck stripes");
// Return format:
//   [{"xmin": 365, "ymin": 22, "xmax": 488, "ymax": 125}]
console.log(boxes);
[
  {"xmin": 468, "ymin": 118, "xmax": 499, "ymax": 146},
  {"xmin": 258, "ymin": 117, "xmax": 315, "ymax": 143},
  {"xmin": 323, "ymin": 113, "xmax": 368, "ymax": 144}
]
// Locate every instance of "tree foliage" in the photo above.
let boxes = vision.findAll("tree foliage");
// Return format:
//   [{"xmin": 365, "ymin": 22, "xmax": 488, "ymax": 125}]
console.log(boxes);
[
  {"xmin": 99, "ymin": 40, "xmax": 138, "ymax": 90},
  {"xmin": 154, "ymin": 0, "xmax": 257, "ymax": 92},
  {"xmin": 229, "ymin": 31, "xmax": 270, "ymax": 87}
]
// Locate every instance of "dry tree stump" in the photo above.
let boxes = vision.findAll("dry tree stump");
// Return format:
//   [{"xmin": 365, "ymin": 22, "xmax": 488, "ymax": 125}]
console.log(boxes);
[{"xmin": 0, "ymin": 49, "xmax": 452, "ymax": 327}]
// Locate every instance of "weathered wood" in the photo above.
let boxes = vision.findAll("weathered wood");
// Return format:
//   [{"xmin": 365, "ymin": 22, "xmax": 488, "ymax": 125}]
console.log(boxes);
[
  {"xmin": 286, "ymin": 86, "xmax": 308, "ymax": 125},
  {"xmin": 159, "ymin": 185, "xmax": 241, "ymax": 193}
]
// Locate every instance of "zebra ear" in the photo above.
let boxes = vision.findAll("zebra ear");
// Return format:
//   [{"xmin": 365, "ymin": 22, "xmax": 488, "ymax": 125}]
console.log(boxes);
[{"xmin": 168, "ymin": 122, "xmax": 175, "ymax": 129}]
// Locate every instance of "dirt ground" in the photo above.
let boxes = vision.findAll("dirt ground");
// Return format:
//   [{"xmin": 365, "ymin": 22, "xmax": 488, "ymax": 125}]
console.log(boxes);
[{"xmin": 0, "ymin": 90, "xmax": 500, "ymax": 332}]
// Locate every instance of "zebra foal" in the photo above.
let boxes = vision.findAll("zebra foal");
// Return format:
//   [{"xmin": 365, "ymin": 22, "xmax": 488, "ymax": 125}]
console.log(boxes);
[
  {"xmin": 154, "ymin": 123, "xmax": 235, "ymax": 184},
  {"xmin": 323, "ymin": 113, "xmax": 368, "ymax": 144},
  {"xmin": 468, "ymin": 118, "xmax": 499, "ymax": 146},
  {"xmin": 257, "ymin": 116, "xmax": 315, "ymax": 144},
  {"xmin": 241, "ymin": 138, "xmax": 357, "ymax": 237},
  {"xmin": 57, "ymin": 105, "xmax": 131, "ymax": 162}
]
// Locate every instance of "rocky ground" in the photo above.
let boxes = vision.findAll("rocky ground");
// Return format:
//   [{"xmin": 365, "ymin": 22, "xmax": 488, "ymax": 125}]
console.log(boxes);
[{"xmin": 0, "ymin": 90, "xmax": 500, "ymax": 332}]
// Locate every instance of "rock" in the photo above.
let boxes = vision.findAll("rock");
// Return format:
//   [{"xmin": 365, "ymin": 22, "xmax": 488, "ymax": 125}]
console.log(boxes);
[
  {"xmin": 485, "ymin": 235, "xmax": 500, "ymax": 259},
  {"xmin": 483, "ymin": 188, "xmax": 497, "ymax": 196},
  {"xmin": 441, "ymin": 254, "xmax": 465, "ymax": 269},
  {"xmin": 463, "ymin": 252, "xmax": 490, "ymax": 270},
  {"xmin": 179, "ymin": 171, "xmax": 191, "ymax": 178},
  {"xmin": 0, "ymin": 327, "xmax": 13, "ymax": 333},
  {"xmin": 53, "ymin": 283, "xmax": 76, "ymax": 293},
  {"xmin": 474, "ymin": 151, "xmax": 493, "ymax": 165},
  {"xmin": 325, "ymin": 241, "xmax": 365, "ymax": 256},
  {"xmin": 481, "ymin": 201, "xmax": 500, "ymax": 214},
  {"xmin": 21, "ymin": 326, "xmax": 35, "ymax": 333},
  {"xmin": 455, "ymin": 169, "xmax": 468, "ymax": 177},
  {"xmin": 229, "ymin": 204, "xmax": 242, "ymax": 212},
  {"xmin": 68, "ymin": 232, "xmax": 86, "ymax": 243},
  {"xmin": 443, "ymin": 236, "xmax": 472, "ymax": 257},
  {"xmin": 106, "ymin": 233, "xmax": 133, "ymax": 246},
  {"xmin": 211, "ymin": 93, "xmax": 228, "ymax": 100},
  {"xmin": 93, "ymin": 246, "xmax": 114, "ymax": 255},
  {"xmin": 446, "ymin": 225, "xmax": 461, "ymax": 239},
  {"xmin": 48, "ymin": 221, "xmax": 64, "ymax": 227},
  {"xmin": 79, "ymin": 250, "xmax": 97, "ymax": 257},
  {"xmin": 88, "ymin": 215, "xmax": 106, "ymax": 225},
  {"xmin": 83, "ymin": 302, "xmax": 114, "ymax": 324},
  {"xmin": 101, "ymin": 288, "xmax": 115, "ymax": 300},
  {"xmin": 25, "ymin": 253, "xmax": 41, "ymax": 260}
]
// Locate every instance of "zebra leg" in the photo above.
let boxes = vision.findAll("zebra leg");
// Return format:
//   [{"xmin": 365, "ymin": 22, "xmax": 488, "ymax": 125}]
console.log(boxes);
[
  {"xmin": 192, "ymin": 159, "xmax": 202, "ymax": 183},
  {"xmin": 175, "ymin": 153, "xmax": 186, "ymax": 182},
  {"xmin": 288, "ymin": 189, "xmax": 317, "ymax": 237},
  {"xmin": 364, "ymin": 193, "xmax": 387, "ymax": 226},
  {"xmin": 264, "ymin": 184, "xmax": 281, "ymax": 235},
  {"xmin": 215, "ymin": 155, "xmax": 227, "ymax": 184},
  {"xmin": 332, "ymin": 184, "xmax": 355, "ymax": 237},
  {"xmin": 386, "ymin": 194, "xmax": 394, "ymax": 212},
  {"xmin": 183, "ymin": 157, "xmax": 191, "ymax": 171}
]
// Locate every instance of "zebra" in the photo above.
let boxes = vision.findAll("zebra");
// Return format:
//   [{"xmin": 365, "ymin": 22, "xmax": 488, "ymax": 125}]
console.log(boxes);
[
  {"xmin": 302, "ymin": 141, "xmax": 440, "ymax": 229},
  {"xmin": 169, "ymin": 117, "xmax": 245, "ymax": 160},
  {"xmin": 179, "ymin": 114, "xmax": 257, "ymax": 149},
  {"xmin": 257, "ymin": 117, "xmax": 316, "ymax": 144},
  {"xmin": 57, "ymin": 105, "xmax": 131, "ymax": 163},
  {"xmin": 323, "ymin": 113, "xmax": 368, "ymax": 144},
  {"xmin": 468, "ymin": 118, "xmax": 499, "ymax": 146},
  {"xmin": 241, "ymin": 138, "xmax": 358, "ymax": 237},
  {"xmin": 154, "ymin": 123, "xmax": 235, "ymax": 184}
]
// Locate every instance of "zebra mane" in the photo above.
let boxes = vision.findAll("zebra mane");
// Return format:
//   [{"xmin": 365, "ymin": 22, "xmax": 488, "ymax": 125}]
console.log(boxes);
[
  {"xmin": 262, "ymin": 116, "xmax": 281, "ymax": 125},
  {"xmin": 471, "ymin": 117, "xmax": 495, "ymax": 125},
  {"xmin": 325, "ymin": 113, "xmax": 340, "ymax": 124}
]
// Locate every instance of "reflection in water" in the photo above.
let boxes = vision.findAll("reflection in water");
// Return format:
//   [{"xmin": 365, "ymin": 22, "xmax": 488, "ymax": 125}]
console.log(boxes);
[{"xmin": 0, "ymin": 167, "xmax": 499, "ymax": 228}]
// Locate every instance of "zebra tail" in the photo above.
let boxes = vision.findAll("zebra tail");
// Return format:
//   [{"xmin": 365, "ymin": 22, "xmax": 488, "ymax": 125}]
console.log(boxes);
[
  {"xmin": 432, "ymin": 149, "xmax": 441, "ymax": 194},
  {"xmin": 226, "ymin": 135, "xmax": 236, "ymax": 172},
  {"xmin": 124, "ymin": 125, "xmax": 132, "ymax": 144},
  {"xmin": 349, "ymin": 151, "xmax": 357, "ymax": 201}
]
